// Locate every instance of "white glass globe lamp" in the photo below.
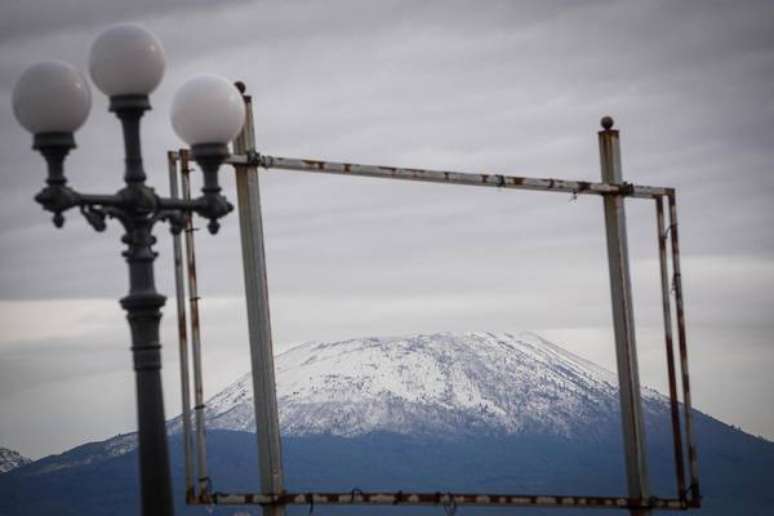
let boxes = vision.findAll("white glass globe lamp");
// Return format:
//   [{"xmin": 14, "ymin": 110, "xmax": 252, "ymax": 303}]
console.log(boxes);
[
  {"xmin": 89, "ymin": 24, "xmax": 165, "ymax": 97},
  {"xmin": 170, "ymin": 75, "xmax": 245, "ymax": 147},
  {"xmin": 13, "ymin": 61, "xmax": 91, "ymax": 138}
]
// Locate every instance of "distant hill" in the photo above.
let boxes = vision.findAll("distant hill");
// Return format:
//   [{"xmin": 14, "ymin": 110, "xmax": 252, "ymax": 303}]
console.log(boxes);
[
  {"xmin": 0, "ymin": 448, "xmax": 30, "ymax": 475},
  {"xmin": 2, "ymin": 332, "xmax": 773, "ymax": 515}
]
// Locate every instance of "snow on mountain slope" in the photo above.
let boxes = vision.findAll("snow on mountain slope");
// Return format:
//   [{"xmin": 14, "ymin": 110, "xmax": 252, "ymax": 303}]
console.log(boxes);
[
  {"xmin": 19, "ymin": 331, "xmax": 670, "ymax": 475},
  {"xmin": 199, "ymin": 331, "xmax": 665, "ymax": 438},
  {"xmin": 0, "ymin": 447, "xmax": 31, "ymax": 474}
]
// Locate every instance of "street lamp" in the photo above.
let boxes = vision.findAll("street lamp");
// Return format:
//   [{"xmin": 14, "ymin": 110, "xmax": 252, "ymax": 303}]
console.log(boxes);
[{"xmin": 12, "ymin": 24, "xmax": 245, "ymax": 516}]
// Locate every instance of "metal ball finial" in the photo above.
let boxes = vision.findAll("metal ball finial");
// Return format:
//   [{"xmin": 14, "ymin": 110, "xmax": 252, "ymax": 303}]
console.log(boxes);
[{"xmin": 601, "ymin": 116, "xmax": 614, "ymax": 130}]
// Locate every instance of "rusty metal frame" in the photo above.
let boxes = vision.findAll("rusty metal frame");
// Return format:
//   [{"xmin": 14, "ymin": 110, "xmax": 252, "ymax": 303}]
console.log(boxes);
[
  {"xmin": 210, "ymin": 491, "xmax": 689, "ymax": 510},
  {"xmin": 599, "ymin": 123, "xmax": 650, "ymax": 516},
  {"xmin": 181, "ymin": 150, "xmax": 213, "ymax": 500},
  {"xmin": 167, "ymin": 151, "xmax": 195, "ymax": 502},
  {"xmin": 231, "ymin": 87, "xmax": 286, "ymax": 516},
  {"xmin": 226, "ymin": 153, "xmax": 670, "ymax": 199},
  {"xmin": 168, "ymin": 118, "xmax": 700, "ymax": 512}
]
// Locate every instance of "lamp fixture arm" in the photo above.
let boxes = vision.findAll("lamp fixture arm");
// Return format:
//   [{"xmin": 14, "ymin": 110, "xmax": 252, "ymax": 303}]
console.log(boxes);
[{"xmin": 32, "ymin": 98, "xmax": 232, "ymax": 235}]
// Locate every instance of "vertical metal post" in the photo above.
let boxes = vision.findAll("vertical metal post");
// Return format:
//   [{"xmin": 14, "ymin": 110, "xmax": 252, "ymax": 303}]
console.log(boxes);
[
  {"xmin": 180, "ymin": 149, "xmax": 211, "ymax": 501},
  {"xmin": 598, "ymin": 116, "xmax": 650, "ymax": 514},
  {"xmin": 667, "ymin": 192, "xmax": 701, "ymax": 502},
  {"xmin": 655, "ymin": 196, "xmax": 686, "ymax": 499},
  {"xmin": 232, "ymin": 82, "xmax": 286, "ymax": 515},
  {"xmin": 168, "ymin": 151, "xmax": 196, "ymax": 502}
]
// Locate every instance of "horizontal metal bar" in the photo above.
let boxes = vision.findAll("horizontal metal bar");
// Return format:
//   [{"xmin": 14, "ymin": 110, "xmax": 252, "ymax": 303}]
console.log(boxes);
[
  {"xmin": 196, "ymin": 491, "xmax": 694, "ymax": 510},
  {"xmin": 77, "ymin": 193, "xmax": 120, "ymax": 205},
  {"xmin": 76, "ymin": 192, "xmax": 202, "ymax": 213},
  {"xmin": 226, "ymin": 153, "xmax": 671, "ymax": 199},
  {"xmin": 157, "ymin": 196, "xmax": 200, "ymax": 211}
]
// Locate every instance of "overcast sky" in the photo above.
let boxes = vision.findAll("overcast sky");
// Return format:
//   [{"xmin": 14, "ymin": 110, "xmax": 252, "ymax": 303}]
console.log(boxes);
[{"xmin": 1, "ymin": 0, "xmax": 773, "ymax": 459}]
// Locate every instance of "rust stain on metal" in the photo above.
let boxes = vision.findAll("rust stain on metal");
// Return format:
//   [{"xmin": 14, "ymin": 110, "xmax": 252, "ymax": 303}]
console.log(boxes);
[
  {"xmin": 302, "ymin": 159, "xmax": 324, "ymax": 170},
  {"xmin": 656, "ymin": 196, "xmax": 688, "ymax": 499},
  {"xmin": 251, "ymin": 153, "xmax": 672, "ymax": 198},
  {"xmin": 180, "ymin": 148, "xmax": 211, "ymax": 500},
  {"xmin": 668, "ymin": 191, "xmax": 701, "ymax": 506},
  {"xmin": 206, "ymin": 490, "xmax": 689, "ymax": 509},
  {"xmin": 168, "ymin": 149, "xmax": 196, "ymax": 499}
]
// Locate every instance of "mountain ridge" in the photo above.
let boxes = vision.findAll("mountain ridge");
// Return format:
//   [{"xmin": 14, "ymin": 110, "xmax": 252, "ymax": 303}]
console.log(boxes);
[
  {"xmin": 198, "ymin": 331, "xmax": 666, "ymax": 439},
  {"xmin": 3, "ymin": 331, "xmax": 774, "ymax": 515},
  {"xmin": 0, "ymin": 447, "xmax": 31, "ymax": 474}
]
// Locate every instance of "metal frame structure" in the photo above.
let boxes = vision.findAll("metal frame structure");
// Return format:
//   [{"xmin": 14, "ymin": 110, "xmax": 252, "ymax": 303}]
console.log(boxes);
[{"xmin": 169, "ymin": 86, "xmax": 700, "ymax": 513}]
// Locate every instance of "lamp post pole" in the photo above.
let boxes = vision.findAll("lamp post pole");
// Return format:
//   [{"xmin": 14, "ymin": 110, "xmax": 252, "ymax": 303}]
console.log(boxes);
[
  {"xmin": 115, "ymin": 97, "xmax": 177, "ymax": 516},
  {"xmin": 13, "ymin": 25, "xmax": 247, "ymax": 516}
]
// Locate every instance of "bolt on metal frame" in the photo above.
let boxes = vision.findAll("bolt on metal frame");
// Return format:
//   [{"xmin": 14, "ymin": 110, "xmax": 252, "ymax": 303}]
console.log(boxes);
[{"xmin": 169, "ymin": 85, "xmax": 700, "ymax": 513}]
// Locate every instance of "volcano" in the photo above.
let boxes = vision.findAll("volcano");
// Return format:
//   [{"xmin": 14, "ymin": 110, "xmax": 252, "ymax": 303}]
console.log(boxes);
[{"xmin": 1, "ymin": 332, "xmax": 772, "ymax": 515}]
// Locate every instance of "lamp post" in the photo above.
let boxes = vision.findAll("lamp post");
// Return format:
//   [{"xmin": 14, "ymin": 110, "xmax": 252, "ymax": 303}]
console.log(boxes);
[{"xmin": 12, "ymin": 24, "xmax": 245, "ymax": 516}]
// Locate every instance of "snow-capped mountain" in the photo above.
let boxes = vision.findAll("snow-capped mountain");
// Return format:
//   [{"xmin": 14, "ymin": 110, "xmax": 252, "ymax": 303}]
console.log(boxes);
[
  {"xmin": 5, "ymin": 331, "xmax": 774, "ymax": 516},
  {"xmin": 199, "ymin": 331, "xmax": 664, "ymax": 438},
  {"xmin": 0, "ymin": 447, "xmax": 31, "ymax": 474}
]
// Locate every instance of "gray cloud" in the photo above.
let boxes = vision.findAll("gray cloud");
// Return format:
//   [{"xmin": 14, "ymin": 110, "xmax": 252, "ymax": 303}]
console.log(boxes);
[
  {"xmin": 0, "ymin": 0, "xmax": 252, "ymax": 43},
  {"xmin": 1, "ymin": 0, "xmax": 773, "ymax": 457}
]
